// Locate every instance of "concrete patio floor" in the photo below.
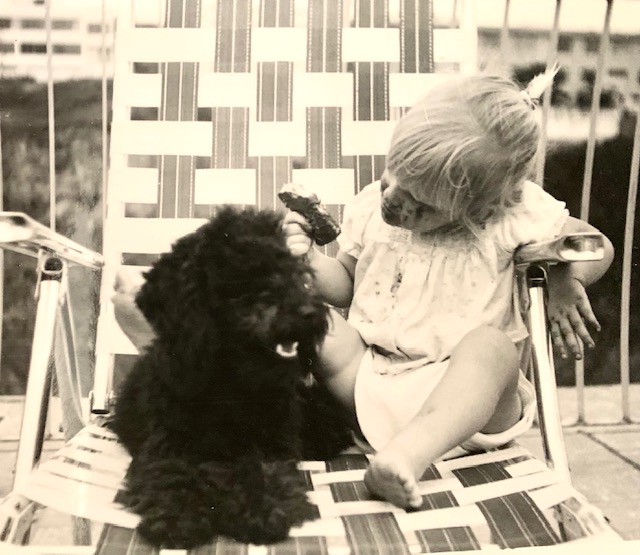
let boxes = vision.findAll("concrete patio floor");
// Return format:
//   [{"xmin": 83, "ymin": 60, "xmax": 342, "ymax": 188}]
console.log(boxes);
[{"xmin": 1, "ymin": 386, "xmax": 640, "ymax": 548}]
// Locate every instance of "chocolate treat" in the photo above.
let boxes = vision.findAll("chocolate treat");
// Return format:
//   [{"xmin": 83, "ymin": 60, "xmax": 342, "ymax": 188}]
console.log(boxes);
[{"xmin": 278, "ymin": 183, "xmax": 341, "ymax": 246}]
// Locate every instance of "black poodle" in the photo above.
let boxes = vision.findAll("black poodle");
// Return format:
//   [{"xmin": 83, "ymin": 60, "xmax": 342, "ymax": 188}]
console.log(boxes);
[{"xmin": 109, "ymin": 206, "xmax": 354, "ymax": 549}]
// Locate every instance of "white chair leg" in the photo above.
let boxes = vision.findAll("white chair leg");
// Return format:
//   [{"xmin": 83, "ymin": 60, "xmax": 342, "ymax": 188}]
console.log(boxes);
[
  {"xmin": 13, "ymin": 255, "xmax": 63, "ymax": 491},
  {"xmin": 525, "ymin": 265, "xmax": 572, "ymax": 484},
  {"xmin": 53, "ymin": 270, "xmax": 85, "ymax": 441}
]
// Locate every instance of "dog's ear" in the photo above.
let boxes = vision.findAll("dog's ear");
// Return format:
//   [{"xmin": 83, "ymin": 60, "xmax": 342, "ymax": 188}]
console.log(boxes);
[
  {"xmin": 134, "ymin": 255, "xmax": 179, "ymax": 336},
  {"xmin": 135, "ymin": 232, "xmax": 215, "ymax": 341}
]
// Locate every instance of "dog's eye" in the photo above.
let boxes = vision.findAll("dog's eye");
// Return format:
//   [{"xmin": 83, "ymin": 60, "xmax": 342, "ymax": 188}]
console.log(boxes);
[{"xmin": 300, "ymin": 272, "xmax": 313, "ymax": 290}]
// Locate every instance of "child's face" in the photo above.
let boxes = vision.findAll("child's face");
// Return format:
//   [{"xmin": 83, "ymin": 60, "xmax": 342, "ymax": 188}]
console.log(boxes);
[{"xmin": 380, "ymin": 170, "xmax": 455, "ymax": 233}]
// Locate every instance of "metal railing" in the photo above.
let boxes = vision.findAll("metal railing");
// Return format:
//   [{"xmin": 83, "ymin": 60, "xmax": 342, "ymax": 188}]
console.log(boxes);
[
  {"xmin": 498, "ymin": 0, "xmax": 639, "ymax": 426},
  {"xmin": 0, "ymin": 0, "xmax": 638, "ymax": 432}
]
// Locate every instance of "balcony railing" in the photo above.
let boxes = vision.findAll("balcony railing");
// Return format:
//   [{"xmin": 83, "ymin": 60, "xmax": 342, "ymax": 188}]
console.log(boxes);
[{"xmin": 0, "ymin": 0, "xmax": 638, "ymax": 432}]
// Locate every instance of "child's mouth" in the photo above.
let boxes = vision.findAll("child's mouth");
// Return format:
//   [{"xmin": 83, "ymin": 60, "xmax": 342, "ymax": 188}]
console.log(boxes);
[{"xmin": 381, "ymin": 205, "xmax": 401, "ymax": 226}]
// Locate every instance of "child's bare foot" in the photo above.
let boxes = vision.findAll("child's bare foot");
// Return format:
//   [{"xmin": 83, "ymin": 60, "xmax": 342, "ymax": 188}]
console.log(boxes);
[{"xmin": 364, "ymin": 452, "xmax": 423, "ymax": 509}]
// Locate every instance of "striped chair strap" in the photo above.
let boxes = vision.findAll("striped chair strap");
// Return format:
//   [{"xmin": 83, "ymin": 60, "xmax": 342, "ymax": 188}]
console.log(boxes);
[{"xmin": 15, "ymin": 423, "xmax": 616, "ymax": 553}]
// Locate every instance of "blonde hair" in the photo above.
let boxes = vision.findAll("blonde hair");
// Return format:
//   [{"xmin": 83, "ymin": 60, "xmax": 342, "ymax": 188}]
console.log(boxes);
[{"xmin": 387, "ymin": 74, "xmax": 541, "ymax": 235}]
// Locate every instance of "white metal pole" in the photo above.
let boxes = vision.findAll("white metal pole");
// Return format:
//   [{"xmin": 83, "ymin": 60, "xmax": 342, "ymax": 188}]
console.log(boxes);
[
  {"xmin": 526, "ymin": 268, "xmax": 572, "ymax": 483},
  {"xmin": 620, "ymin": 112, "xmax": 640, "ymax": 423},
  {"xmin": 45, "ymin": 0, "xmax": 57, "ymax": 231},
  {"xmin": 0, "ymin": 106, "xmax": 4, "ymax": 384}
]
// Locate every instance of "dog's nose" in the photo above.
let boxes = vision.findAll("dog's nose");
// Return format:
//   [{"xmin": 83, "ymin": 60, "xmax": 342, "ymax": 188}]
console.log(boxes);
[{"xmin": 275, "ymin": 341, "xmax": 299, "ymax": 358}]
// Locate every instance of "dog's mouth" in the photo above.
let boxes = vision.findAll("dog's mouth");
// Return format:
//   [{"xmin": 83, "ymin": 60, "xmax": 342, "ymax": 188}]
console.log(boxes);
[{"xmin": 275, "ymin": 341, "xmax": 299, "ymax": 358}]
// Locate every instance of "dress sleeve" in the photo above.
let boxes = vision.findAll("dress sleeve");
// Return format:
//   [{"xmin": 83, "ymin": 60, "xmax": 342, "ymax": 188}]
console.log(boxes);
[
  {"xmin": 336, "ymin": 182, "xmax": 381, "ymax": 259},
  {"xmin": 494, "ymin": 180, "xmax": 569, "ymax": 253}
]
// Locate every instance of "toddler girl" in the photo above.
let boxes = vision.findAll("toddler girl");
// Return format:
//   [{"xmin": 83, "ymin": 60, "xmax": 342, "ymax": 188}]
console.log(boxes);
[{"xmin": 283, "ymin": 73, "xmax": 613, "ymax": 509}]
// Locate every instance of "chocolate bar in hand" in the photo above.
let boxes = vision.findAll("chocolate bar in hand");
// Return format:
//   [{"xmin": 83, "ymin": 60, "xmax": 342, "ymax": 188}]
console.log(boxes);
[{"xmin": 278, "ymin": 183, "xmax": 341, "ymax": 246}]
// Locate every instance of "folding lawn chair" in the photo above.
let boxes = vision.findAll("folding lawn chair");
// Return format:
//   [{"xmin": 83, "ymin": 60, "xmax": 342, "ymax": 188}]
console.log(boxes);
[{"xmin": 0, "ymin": 0, "xmax": 625, "ymax": 552}]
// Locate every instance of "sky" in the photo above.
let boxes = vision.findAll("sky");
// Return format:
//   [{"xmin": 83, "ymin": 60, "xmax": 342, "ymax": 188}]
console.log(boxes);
[
  {"xmin": 6, "ymin": 0, "xmax": 640, "ymax": 34},
  {"xmin": 472, "ymin": 0, "xmax": 640, "ymax": 33}
]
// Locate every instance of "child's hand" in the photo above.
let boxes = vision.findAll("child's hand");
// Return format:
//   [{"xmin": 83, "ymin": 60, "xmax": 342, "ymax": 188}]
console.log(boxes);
[
  {"xmin": 546, "ymin": 272, "xmax": 601, "ymax": 360},
  {"xmin": 282, "ymin": 210, "xmax": 314, "ymax": 258},
  {"xmin": 112, "ymin": 268, "xmax": 155, "ymax": 350}
]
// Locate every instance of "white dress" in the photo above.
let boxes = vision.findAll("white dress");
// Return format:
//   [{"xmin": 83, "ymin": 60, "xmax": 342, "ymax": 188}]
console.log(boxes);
[{"xmin": 337, "ymin": 180, "xmax": 569, "ymax": 450}]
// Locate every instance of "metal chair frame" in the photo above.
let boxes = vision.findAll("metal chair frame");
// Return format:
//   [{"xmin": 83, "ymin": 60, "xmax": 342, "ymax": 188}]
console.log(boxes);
[
  {"xmin": 0, "ymin": 212, "xmax": 608, "ymax": 550},
  {"xmin": 0, "ymin": 0, "xmax": 624, "ymax": 551}
]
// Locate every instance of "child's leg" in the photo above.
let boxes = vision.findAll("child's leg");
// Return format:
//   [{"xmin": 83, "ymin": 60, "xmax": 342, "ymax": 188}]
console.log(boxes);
[
  {"xmin": 364, "ymin": 325, "xmax": 521, "ymax": 508},
  {"xmin": 314, "ymin": 309, "xmax": 367, "ymax": 431}
]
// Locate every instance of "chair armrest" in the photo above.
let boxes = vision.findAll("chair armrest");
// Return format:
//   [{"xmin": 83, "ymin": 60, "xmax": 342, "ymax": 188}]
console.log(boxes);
[
  {"xmin": 515, "ymin": 232, "xmax": 605, "ymax": 267},
  {"xmin": 0, "ymin": 212, "xmax": 104, "ymax": 269}
]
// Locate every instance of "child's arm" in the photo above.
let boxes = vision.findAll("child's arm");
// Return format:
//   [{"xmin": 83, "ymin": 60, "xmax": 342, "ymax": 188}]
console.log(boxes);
[
  {"xmin": 112, "ymin": 268, "xmax": 156, "ymax": 351},
  {"xmin": 546, "ymin": 216, "xmax": 614, "ymax": 359},
  {"xmin": 283, "ymin": 210, "xmax": 356, "ymax": 308}
]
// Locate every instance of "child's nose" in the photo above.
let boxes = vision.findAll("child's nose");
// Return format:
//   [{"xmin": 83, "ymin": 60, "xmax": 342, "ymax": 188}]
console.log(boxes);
[
  {"xmin": 382, "ymin": 185, "xmax": 402, "ymax": 207},
  {"xmin": 381, "ymin": 180, "xmax": 400, "ymax": 200}
]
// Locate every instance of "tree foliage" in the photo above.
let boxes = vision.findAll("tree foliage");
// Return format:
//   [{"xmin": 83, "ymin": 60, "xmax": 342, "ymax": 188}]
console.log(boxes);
[{"xmin": 0, "ymin": 78, "xmax": 638, "ymax": 391}]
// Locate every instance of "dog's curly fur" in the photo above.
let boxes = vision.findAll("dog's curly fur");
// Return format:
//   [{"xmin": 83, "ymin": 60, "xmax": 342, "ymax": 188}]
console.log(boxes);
[{"xmin": 109, "ymin": 206, "xmax": 354, "ymax": 549}]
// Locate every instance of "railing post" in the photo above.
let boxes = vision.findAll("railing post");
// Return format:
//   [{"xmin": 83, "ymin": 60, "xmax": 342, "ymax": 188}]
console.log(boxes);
[
  {"xmin": 620, "ymin": 112, "xmax": 640, "ymax": 423},
  {"xmin": 535, "ymin": 0, "xmax": 562, "ymax": 186},
  {"xmin": 576, "ymin": 0, "xmax": 614, "ymax": 425}
]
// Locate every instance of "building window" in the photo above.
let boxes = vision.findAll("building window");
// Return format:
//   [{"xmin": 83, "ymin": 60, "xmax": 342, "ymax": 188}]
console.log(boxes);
[
  {"xmin": 20, "ymin": 19, "xmax": 45, "ymax": 29},
  {"xmin": 53, "ymin": 44, "xmax": 81, "ymax": 55},
  {"xmin": 133, "ymin": 62, "xmax": 159, "ymax": 74},
  {"xmin": 0, "ymin": 43, "xmax": 15, "ymax": 53},
  {"xmin": 20, "ymin": 43, "xmax": 47, "ymax": 54},
  {"xmin": 581, "ymin": 68, "xmax": 596, "ymax": 85},
  {"xmin": 584, "ymin": 34, "xmax": 600, "ymax": 53},
  {"xmin": 610, "ymin": 36, "xmax": 639, "ymax": 52},
  {"xmin": 479, "ymin": 29, "xmax": 500, "ymax": 48},
  {"xmin": 88, "ymin": 23, "xmax": 110, "ymax": 33},
  {"xmin": 52, "ymin": 20, "xmax": 76, "ymax": 31},
  {"xmin": 509, "ymin": 29, "xmax": 539, "ymax": 52},
  {"xmin": 0, "ymin": 18, "xmax": 11, "ymax": 29},
  {"xmin": 608, "ymin": 68, "xmax": 628, "ymax": 79},
  {"xmin": 558, "ymin": 34, "xmax": 572, "ymax": 52}
]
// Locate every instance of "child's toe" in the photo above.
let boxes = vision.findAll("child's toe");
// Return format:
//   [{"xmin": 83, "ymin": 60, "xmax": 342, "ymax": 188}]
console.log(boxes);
[{"xmin": 364, "ymin": 460, "xmax": 420, "ymax": 509}]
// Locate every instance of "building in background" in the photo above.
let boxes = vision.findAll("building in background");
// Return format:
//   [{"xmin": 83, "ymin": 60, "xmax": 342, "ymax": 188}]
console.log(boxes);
[
  {"xmin": 1, "ymin": 0, "xmax": 638, "ymax": 136},
  {"xmin": 0, "ymin": 0, "xmax": 162, "ymax": 81},
  {"xmin": 476, "ymin": 0, "xmax": 640, "ymax": 109}
]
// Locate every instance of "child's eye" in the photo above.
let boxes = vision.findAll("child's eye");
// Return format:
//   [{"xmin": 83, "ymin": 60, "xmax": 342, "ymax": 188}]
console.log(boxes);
[
  {"xmin": 408, "ymin": 194, "xmax": 436, "ymax": 212},
  {"xmin": 415, "ymin": 204, "xmax": 435, "ymax": 218},
  {"xmin": 402, "ymin": 187, "xmax": 429, "ymax": 206}
]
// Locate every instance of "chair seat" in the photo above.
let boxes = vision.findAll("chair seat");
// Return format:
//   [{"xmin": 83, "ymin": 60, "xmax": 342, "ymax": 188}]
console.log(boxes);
[{"xmin": 13, "ymin": 422, "xmax": 619, "ymax": 553}]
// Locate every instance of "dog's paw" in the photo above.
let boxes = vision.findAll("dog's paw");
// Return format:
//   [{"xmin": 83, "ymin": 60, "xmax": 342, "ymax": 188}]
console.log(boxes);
[
  {"xmin": 215, "ymin": 460, "xmax": 318, "ymax": 544},
  {"xmin": 138, "ymin": 508, "xmax": 216, "ymax": 549},
  {"xmin": 245, "ymin": 502, "xmax": 316, "ymax": 543},
  {"xmin": 221, "ymin": 492, "xmax": 316, "ymax": 545},
  {"xmin": 123, "ymin": 458, "xmax": 222, "ymax": 549}
]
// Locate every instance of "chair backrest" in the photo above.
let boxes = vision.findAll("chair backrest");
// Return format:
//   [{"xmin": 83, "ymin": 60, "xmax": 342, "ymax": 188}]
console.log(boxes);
[{"xmin": 91, "ymin": 0, "xmax": 478, "ymax": 411}]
